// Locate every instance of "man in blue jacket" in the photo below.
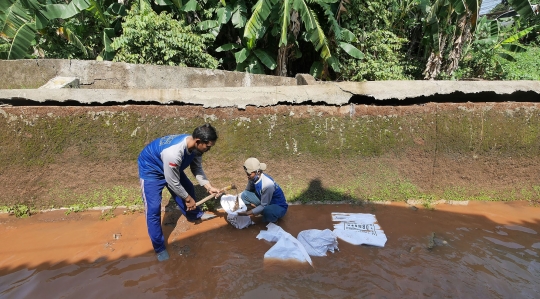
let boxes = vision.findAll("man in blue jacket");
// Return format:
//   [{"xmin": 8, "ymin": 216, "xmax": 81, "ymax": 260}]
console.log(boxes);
[
  {"xmin": 237, "ymin": 157, "xmax": 288, "ymax": 223},
  {"xmin": 138, "ymin": 124, "xmax": 220, "ymax": 261}
]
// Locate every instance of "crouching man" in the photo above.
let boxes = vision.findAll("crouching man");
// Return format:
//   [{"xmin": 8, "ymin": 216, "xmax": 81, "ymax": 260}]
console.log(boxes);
[{"xmin": 237, "ymin": 158, "xmax": 288, "ymax": 223}]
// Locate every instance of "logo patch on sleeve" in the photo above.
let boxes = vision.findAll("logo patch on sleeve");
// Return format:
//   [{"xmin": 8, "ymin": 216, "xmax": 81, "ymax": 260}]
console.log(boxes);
[{"xmin": 169, "ymin": 162, "xmax": 178, "ymax": 167}]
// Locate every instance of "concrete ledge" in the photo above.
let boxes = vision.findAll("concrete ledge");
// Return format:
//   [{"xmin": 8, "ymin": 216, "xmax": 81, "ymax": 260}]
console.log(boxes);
[
  {"xmin": 0, "ymin": 59, "xmax": 297, "ymax": 89},
  {"xmin": 1, "ymin": 81, "xmax": 539, "ymax": 108},
  {"xmin": 39, "ymin": 77, "xmax": 80, "ymax": 89}
]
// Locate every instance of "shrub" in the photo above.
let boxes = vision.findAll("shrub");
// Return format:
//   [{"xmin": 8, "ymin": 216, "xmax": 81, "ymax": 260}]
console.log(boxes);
[{"xmin": 112, "ymin": 5, "xmax": 218, "ymax": 69}]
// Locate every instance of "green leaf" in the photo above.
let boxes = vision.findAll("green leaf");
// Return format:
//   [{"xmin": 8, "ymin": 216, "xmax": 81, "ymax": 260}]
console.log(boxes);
[
  {"xmin": 309, "ymin": 61, "xmax": 323, "ymax": 78},
  {"xmin": 339, "ymin": 42, "xmax": 364, "ymax": 59},
  {"xmin": 327, "ymin": 56, "xmax": 340, "ymax": 72},
  {"xmin": 279, "ymin": 0, "xmax": 292, "ymax": 46},
  {"xmin": 340, "ymin": 28, "xmax": 357, "ymax": 43},
  {"xmin": 0, "ymin": 0, "xmax": 38, "ymax": 59},
  {"xmin": 215, "ymin": 43, "xmax": 242, "ymax": 52},
  {"xmin": 216, "ymin": 6, "xmax": 232, "ymax": 24},
  {"xmin": 245, "ymin": 55, "xmax": 265, "ymax": 74},
  {"xmin": 59, "ymin": 25, "xmax": 88, "ymax": 57},
  {"xmin": 244, "ymin": 0, "xmax": 273, "ymax": 40},
  {"xmin": 501, "ymin": 43, "xmax": 527, "ymax": 53},
  {"xmin": 197, "ymin": 20, "xmax": 219, "ymax": 31},
  {"xmin": 155, "ymin": 0, "xmax": 174, "ymax": 5},
  {"xmin": 496, "ymin": 52, "xmax": 516, "ymax": 62},
  {"xmin": 253, "ymin": 48, "xmax": 276, "ymax": 70},
  {"xmin": 7, "ymin": 22, "xmax": 36, "ymax": 59},
  {"xmin": 293, "ymin": 0, "xmax": 317, "ymax": 31},
  {"xmin": 106, "ymin": 3, "xmax": 127, "ymax": 17},
  {"xmin": 231, "ymin": 0, "xmax": 247, "ymax": 28},
  {"xmin": 182, "ymin": 0, "xmax": 198, "ymax": 12},
  {"xmin": 102, "ymin": 27, "xmax": 115, "ymax": 60},
  {"xmin": 500, "ymin": 26, "xmax": 535, "ymax": 44},
  {"xmin": 506, "ymin": 0, "xmax": 535, "ymax": 20},
  {"xmin": 452, "ymin": 0, "xmax": 465, "ymax": 15},
  {"xmin": 234, "ymin": 47, "xmax": 250, "ymax": 63}
]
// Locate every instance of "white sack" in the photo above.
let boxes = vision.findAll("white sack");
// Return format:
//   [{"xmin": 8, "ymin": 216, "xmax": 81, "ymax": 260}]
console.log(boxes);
[
  {"xmin": 256, "ymin": 223, "xmax": 313, "ymax": 266},
  {"xmin": 297, "ymin": 229, "xmax": 339, "ymax": 257},
  {"xmin": 220, "ymin": 194, "xmax": 253, "ymax": 229},
  {"xmin": 332, "ymin": 212, "xmax": 387, "ymax": 247}
]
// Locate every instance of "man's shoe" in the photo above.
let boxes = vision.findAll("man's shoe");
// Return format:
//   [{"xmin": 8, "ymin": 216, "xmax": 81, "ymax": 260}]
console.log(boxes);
[
  {"xmin": 200, "ymin": 213, "xmax": 217, "ymax": 220},
  {"xmin": 156, "ymin": 249, "xmax": 170, "ymax": 262}
]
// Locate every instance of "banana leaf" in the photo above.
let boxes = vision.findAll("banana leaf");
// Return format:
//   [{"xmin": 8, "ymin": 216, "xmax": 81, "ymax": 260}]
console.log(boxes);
[
  {"xmin": 231, "ymin": 0, "xmax": 247, "ymax": 28},
  {"xmin": 253, "ymin": 48, "xmax": 277, "ymax": 70},
  {"xmin": 339, "ymin": 42, "xmax": 364, "ymax": 59},
  {"xmin": 309, "ymin": 61, "xmax": 323, "ymax": 78},
  {"xmin": 234, "ymin": 47, "xmax": 250, "ymax": 63},
  {"xmin": 507, "ymin": 0, "xmax": 535, "ymax": 19}
]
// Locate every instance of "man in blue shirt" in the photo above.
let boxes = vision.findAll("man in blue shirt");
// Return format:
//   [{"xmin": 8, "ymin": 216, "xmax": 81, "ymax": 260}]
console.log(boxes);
[
  {"xmin": 237, "ymin": 158, "xmax": 288, "ymax": 223},
  {"xmin": 138, "ymin": 124, "xmax": 220, "ymax": 261}
]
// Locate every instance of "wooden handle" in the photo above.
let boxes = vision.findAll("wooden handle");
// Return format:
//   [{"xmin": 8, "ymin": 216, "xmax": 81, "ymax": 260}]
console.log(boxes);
[{"xmin": 195, "ymin": 184, "xmax": 236, "ymax": 206}]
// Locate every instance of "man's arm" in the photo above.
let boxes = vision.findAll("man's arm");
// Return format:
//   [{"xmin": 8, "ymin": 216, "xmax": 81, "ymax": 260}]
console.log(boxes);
[
  {"xmin": 249, "ymin": 177, "xmax": 275, "ymax": 215},
  {"xmin": 190, "ymin": 154, "xmax": 220, "ymax": 195},
  {"xmin": 161, "ymin": 146, "xmax": 197, "ymax": 210}
]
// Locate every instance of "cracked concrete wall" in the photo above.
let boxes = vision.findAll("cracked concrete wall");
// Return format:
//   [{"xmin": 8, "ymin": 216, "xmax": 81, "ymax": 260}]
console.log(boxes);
[
  {"xmin": 0, "ymin": 59, "xmax": 297, "ymax": 89},
  {"xmin": 2, "ymin": 81, "xmax": 540, "ymax": 108},
  {"xmin": 1, "ymin": 60, "xmax": 540, "ymax": 107}
]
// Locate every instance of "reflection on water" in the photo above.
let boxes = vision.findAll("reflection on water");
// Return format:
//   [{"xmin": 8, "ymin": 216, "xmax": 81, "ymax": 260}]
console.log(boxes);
[{"xmin": 1, "ymin": 202, "xmax": 539, "ymax": 298}]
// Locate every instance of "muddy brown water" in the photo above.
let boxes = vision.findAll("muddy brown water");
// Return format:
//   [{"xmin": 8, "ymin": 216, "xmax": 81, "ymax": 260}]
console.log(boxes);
[{"xmin": 1, "ymin": 201, "xmax": 539, "ymax": 298}]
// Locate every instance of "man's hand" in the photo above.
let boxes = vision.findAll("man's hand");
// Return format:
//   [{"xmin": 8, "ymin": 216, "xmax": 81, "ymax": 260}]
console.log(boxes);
[
  {"xmin": 184, "ymin": 196, "xmax": 196, "ymax": 211},
  {"xmin": 205, "ymin": 185, "xmax": 222, "ymax": 198},
  {"xmin": 237, "ymin": 210, "xmax": 252, "ymax": 216}
]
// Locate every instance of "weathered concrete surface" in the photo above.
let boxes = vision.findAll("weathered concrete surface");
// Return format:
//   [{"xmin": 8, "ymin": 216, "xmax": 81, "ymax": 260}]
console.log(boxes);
[
  {"xmin": 1, "ymin": 81, "xmax": 539, "ymax": 108},
  {"xmin": 0, "ymin": 59, "xmax": 297, "ymax": 89},
  {"xmin": 38, "ymin": 77, "xmax": 80, "ymax": 89}
]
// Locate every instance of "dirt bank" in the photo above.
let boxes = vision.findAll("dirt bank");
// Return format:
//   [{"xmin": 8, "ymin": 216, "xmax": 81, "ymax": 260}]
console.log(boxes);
[{"xmin": 1, "ymin": 102, "xmax": 540, "ymax": 210}]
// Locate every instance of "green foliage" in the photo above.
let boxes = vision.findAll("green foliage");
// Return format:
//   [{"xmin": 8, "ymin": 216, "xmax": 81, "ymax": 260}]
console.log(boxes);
[
  {"xmin": 112, "ymin": 5, "xmax": 218, "ymax": 68},
  {"xmin": 0, "ymin": 0, "xmax": 126, "ymax": 60},
  {"xmin": 341, "ymin": 0, "xmax": 421, "ymax": 34},
  {"xmin": 7, "ymin": 204, "xmax": 32, "ymax": 218},
  {"xmin": 454, "ymin": 16, "xmax": 539, "ymax": 80},
  {"xmin": 61, "ymin": 186, "xmax": 142, "ymax": 216},
  {"xmin": 338, "ymin": 30, "xmax": 418, "ymax": 81},
  {"xmin": 497, "ymin": 46, "xmax": 540, "ymax": 79},
  {"xmin": 37, "ymin": 17, "xmax": 101, "ymax": 59}
]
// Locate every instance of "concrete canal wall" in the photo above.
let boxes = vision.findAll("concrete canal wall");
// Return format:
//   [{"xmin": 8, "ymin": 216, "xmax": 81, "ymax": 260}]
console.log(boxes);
[{"xmin": 1, "ymin": 60, "xmax": 539, "ymax": 208}]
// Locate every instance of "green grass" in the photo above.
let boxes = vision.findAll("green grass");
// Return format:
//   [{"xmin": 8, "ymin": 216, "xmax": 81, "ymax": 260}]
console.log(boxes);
[
  {"xmin": 498, "ymin": 46, "xmax": 540, "ymax": 80},
  {"xmin": 49, "ymin": 186, "xmax": 143, "ymax": 217},
  {"xmin": 2, "ymin": 178, "xmax": 539, "ymax": 218}
]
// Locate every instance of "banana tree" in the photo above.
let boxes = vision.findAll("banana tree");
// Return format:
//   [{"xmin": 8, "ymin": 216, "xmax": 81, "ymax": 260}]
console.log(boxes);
[
  {"xmin": 471, "ymin": 16, "xmax": 536, "ymax": 61},
  {"xmin": 0, "ymin": 0, "xmax": 126, "ymax": 60},
  {"xmin": 215, "ymin": 41, "xmax": 277, "ymax": 73},
  {"xmin": 230, "ymin": 0, "xmax": 363, "ymax": 76},
  {"xmin": 420, "ymin": 0, "xmax": 536, "ymax": 79}
]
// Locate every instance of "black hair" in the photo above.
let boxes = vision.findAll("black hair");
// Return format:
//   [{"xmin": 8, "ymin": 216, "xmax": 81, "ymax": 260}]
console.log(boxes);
[{"xmin": 192, "ymin": 123, "xmax": 218, "ymax": 143}]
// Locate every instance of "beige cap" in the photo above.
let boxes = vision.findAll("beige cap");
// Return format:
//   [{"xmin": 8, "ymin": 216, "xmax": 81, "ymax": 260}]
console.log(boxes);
[{"xmin": 244, "ymin": 157, "xmax": 267, "ymax": 173}]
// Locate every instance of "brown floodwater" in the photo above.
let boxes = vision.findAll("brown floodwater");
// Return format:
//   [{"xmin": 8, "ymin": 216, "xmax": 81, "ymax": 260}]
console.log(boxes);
[{"xmin": 1, "ymin": 201, "xmax": 539, "ymax": 298}]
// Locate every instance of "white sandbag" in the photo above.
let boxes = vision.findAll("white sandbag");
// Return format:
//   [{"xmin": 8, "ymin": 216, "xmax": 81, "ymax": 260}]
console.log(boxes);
[
  {"xmin": 297, "ymin": 229, "xmax": 339, "ymax": 257},
  {"xmin": 332, "ymin": 212, "xmax": 387, "ymax": 247},
  {"xmin": 257, "ymin": 223, "xmax": 313, "ymax": 266},
  {"xmin": 220, "ymin": 194, "xmax": 253, "ymax": 229}
]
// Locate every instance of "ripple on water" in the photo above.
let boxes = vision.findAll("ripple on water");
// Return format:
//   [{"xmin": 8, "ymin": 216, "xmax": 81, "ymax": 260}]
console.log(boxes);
[
  {"xmin": 503, "ymin": 225, "xmax": 537, "ymax": 234},
  {"xmin": 483, "ymin": 237, "xmax": 525, "ymax": 249}
]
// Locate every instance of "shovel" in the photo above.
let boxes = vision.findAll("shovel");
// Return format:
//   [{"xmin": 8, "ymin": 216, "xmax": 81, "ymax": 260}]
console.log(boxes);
[{"xmin": 195, "ymin": 184, "xmax": 236, "ymax": 206}]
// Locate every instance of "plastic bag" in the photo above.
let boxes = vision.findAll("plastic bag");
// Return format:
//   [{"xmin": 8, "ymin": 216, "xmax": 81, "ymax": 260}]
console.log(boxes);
[
  {"xmin": 297, "ymin": 229, "xmax": 339, "ymax": 256},
  {"xmin": 220, "ymin": 194, "xmax": 253, "ymax": 229},
  {"xmin": 257, "ymin": 223, "xmax": 313, "ymax": 266},
  {"xmin": 331, "ymin": 212, "xmax": 387, "ymax": 247}
]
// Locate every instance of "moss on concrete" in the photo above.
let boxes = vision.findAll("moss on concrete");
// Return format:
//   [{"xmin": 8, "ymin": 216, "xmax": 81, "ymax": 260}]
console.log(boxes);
[{"xmin": 1, "ymin": 104, "xmax": 539, "ymax": 209}]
